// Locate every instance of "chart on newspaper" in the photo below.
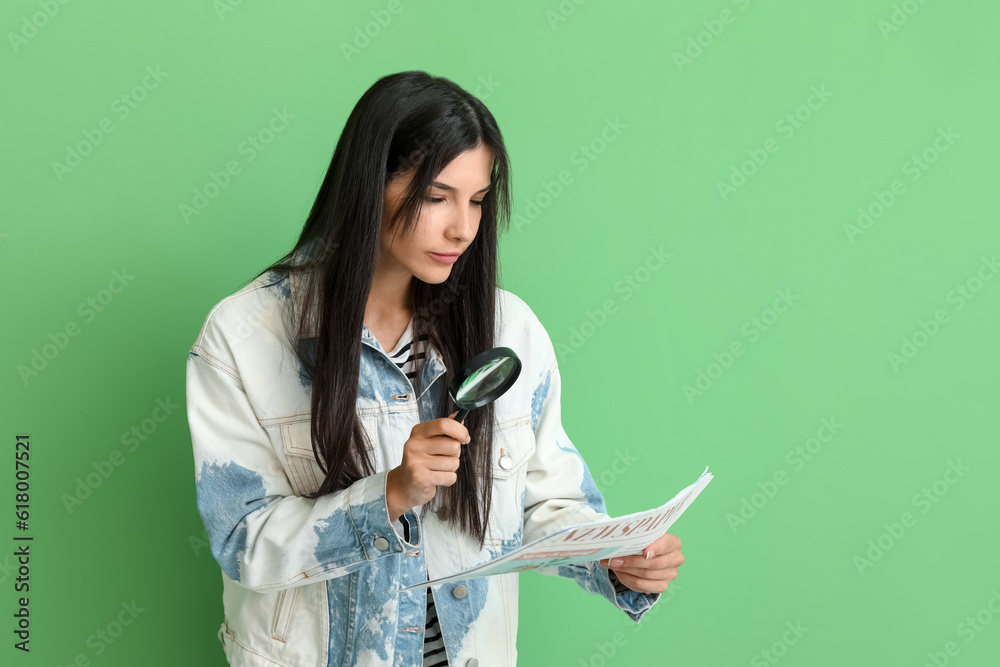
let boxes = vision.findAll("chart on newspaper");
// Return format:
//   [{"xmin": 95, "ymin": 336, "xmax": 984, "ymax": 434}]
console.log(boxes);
[{"xmin": 399, "ymin": 465, "xmax": 713, "ymax": 592}]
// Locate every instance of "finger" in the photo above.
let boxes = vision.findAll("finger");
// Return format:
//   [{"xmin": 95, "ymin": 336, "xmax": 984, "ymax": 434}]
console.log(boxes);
[
  {"xmin": 612, "ymin": 570, "xmax": 673, "ymax": 594},
  {"xmin": 431, "ymin": 470, "xmax": 459, "ymax": 487},
  {"xmin": 600, "ymin": 556, "xmax": 641, "ymax": 569},
  {"xmin": 425, "ymin": 436, "xmax": 463, "ymax": 458},
  {"xmin": 435, "ymin": 417, "xmax": 470, "ymax": 444},
  {"xmin": 611, "ymin": 564, "xmax": 679, "ymax": 580},
  {"xmin": 650, "ymin": 533, "xmax": 681, "ymax": 554},
  {"xmin": 603, "ymin": 552, "xmax": 682, "ymax": 570},
  {"xmin": 423, "ymin": 453, "xmax": 461, "ymax": 472}
]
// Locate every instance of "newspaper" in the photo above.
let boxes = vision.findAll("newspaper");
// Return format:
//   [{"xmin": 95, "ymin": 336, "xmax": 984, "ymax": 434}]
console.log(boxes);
[{"xmin": 399, "ymin": 465, "xmax": 713, "ymax": 592}]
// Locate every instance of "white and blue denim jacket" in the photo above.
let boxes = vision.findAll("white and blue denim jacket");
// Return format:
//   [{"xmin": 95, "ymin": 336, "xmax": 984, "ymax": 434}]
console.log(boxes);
[{"xmin": 185, "ymin": 265, "xmax": 661, "ymax": 667}]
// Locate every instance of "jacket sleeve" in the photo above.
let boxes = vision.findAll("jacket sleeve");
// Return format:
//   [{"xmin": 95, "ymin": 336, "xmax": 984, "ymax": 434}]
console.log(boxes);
[
  {"xmin": 186, "ymin": 324, "xmax": 417, "ymax": 594},
  {"xmin": 519, "ymin": 310, "xmax": 661, "ymax": 623}
]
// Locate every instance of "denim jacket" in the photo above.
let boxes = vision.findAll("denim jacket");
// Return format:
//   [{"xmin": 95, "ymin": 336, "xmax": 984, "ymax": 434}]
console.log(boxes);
[{"xmin": 185, "ymin": 266, "xmax": 661, "ymax": 667}]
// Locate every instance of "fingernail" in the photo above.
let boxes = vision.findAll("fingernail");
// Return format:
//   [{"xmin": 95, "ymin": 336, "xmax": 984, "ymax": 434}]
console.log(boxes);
[
  {"xmin": 611, "ymin": 558, "xmax": 623, "ymax": 566},
  {"xmin": 645, "ymin": 551, "xmax": 652, "ymax": 560}
]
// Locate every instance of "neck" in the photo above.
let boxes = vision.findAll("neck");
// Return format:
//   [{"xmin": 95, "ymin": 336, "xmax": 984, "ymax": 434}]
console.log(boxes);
[{"xmin": 366, "ymin": 274, "xmax": 415, "ymax": 325}]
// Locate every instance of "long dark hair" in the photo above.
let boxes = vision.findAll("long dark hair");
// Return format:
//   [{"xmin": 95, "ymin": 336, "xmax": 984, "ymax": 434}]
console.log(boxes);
[{"xmin": 251, "ymin": 70, "xmax": 512, "ymax": 549}]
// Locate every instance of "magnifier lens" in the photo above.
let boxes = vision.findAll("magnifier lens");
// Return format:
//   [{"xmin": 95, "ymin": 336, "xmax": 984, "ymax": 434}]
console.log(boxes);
[
  {"xmin": 449, "ymin": 347, "xmax": 521, "ymax": 423},
  {"xmin": 458, "ymin": 358, "xmax": 511, "ymax": 402}
]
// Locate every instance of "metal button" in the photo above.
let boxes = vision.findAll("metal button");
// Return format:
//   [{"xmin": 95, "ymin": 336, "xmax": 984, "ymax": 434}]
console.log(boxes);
[
  {"xmin": 373, "ymin": 536, "xmax": 389, "ymax": 551},
  {"xmin": 498, "ymin": 454, "xmax": 513, "ymax": 470},
  {"xmin": 453, "ymin": 584, "xmax": 468, "ymax": 599},
  {"xmin": 466, "ymin": 659, "xmax": 479, "ymax": 667}
]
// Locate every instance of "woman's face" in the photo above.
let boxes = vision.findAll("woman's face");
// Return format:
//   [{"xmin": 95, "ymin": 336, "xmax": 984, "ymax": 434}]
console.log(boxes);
[{"xmin": 379, "ymin": 143, "xmax": 493, "ymax": 286}]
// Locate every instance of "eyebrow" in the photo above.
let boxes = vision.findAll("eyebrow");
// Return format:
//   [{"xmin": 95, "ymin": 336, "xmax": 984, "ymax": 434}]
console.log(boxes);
[{"xmin": 430, "ymin": 181, "xmax": 491, "ymax": 194}]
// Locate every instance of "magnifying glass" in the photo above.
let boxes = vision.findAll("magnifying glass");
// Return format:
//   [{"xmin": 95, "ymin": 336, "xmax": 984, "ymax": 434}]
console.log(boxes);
[{"xmin": 448, "ymin": 346, "xmax": 522, "ymax": 423}]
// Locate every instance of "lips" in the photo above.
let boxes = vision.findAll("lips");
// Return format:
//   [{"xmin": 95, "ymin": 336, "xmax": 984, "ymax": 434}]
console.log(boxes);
[{"xmin": 428, "ymin": 251, "xmax": 462, "ymax": 265}]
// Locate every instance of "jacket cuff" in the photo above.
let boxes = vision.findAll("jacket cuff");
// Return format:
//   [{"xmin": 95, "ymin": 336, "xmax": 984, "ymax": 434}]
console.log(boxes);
[
  {"xmin": 604, "ymin": 566, "xmax": 661, "ymax": 623},
  {"xmin": 390, "ymin": 509, "xmax": 422, "ymax": 547},
  {"xmin": 346, "ymin": 469, "xmax": 420, "ymax": 559}
]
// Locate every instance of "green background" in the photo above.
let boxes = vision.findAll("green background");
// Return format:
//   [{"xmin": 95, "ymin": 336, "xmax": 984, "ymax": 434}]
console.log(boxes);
[{"xmin": 2, "ymin": 0, "xmax": 998, "ymax": 665}]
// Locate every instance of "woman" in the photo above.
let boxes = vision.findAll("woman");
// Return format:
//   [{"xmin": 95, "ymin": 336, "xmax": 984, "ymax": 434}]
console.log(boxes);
[{"xmin": 186, "ymin": 70, "xmax": 682, "ymax": 667}]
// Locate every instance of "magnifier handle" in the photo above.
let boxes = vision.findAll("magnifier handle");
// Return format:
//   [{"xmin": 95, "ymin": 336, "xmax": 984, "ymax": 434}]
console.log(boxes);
[{"xmin": 454, "ymin": 408, "xmax": 469, "ymax": 423}]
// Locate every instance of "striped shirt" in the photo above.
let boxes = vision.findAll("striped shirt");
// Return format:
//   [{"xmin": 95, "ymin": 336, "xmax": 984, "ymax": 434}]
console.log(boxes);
[{"xmin": 384, "ymin": 317, "xmax": 449, "ymax": 667}]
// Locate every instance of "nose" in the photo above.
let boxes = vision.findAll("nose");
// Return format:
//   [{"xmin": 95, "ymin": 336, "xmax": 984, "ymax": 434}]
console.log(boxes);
[{"xmin": 448, "ymin": 201, "xmax": 478, "ymax": 242}]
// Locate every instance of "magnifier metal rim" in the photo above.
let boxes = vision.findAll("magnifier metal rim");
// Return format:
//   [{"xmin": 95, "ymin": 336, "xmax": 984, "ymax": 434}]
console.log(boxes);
[{"xmin": 449, "ymin": 346, "xmax": 522, "ymax": 410}]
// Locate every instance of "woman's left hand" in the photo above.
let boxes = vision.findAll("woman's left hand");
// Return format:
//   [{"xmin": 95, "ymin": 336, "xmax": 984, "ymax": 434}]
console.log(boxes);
[{"xmin": 598, "ymin": 533, "xmax": 683, "ymax": 594}]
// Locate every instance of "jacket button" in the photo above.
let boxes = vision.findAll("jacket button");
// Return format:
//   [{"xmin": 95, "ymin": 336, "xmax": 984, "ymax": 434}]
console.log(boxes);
[
  {"xmin": 453, "ymin": 584, "xmax": 468, "ymax": 599},
  {"xmin": 373, "ymin": 536, "xmax": 389, "ymax": 551},
  {"xmin": 466, "ymin": 660, "xmax": 479, "ymax": 667}
]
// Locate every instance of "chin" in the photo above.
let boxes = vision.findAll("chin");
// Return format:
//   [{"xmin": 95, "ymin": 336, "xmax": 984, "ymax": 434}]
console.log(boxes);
[{"xmin": 415, "ymin": 270, "xmax": 452, "ymax": 285}]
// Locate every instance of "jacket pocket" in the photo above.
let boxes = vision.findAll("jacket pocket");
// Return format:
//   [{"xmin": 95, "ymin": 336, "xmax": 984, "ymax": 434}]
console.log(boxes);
[
  {"xmin": 270, "ymin": 587, "xmax": 298, "ymax": 642},
  {"xmin": 485, "ymin": 413, "xmax": 535, "ymax": 549},
  {"xmin": 219, "ymin": 617, "xmax": 292, "ymax": 667},
  {"xmin": 279, "ymin": 419, "xmax": 323, "ymax": 496},
  {"xmin": 279, "ymin": 412, "xmax": 381, "ymax": 497}
]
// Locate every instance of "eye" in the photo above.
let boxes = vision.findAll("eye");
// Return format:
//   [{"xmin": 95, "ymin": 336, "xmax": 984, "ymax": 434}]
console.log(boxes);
[{"xmin": 423, "ymin": 196, "xmax": 486, "ymax": 206}]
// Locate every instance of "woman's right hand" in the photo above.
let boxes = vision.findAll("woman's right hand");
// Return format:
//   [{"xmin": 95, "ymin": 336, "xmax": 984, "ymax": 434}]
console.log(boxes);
[{"xmin": 387, "ymin": 411, "xmax": 470, "ymax": 519}]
